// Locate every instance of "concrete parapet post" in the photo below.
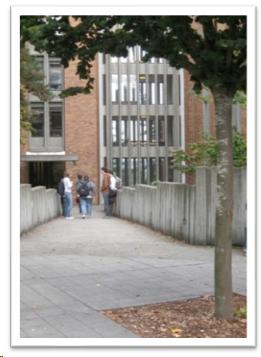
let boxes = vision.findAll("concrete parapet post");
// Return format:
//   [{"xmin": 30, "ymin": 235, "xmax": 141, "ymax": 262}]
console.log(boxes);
[
  {"xmin": 114, "ymin": 167, "xmax": 246, "ymax": 246},
  {"xmin": 20, "ymin": 185, "xmax": 61, "ymax": 234}
]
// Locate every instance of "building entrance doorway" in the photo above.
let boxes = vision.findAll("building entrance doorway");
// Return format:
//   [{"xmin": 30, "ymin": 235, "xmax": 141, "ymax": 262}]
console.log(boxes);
[{"xmin": 29, "ymin": 161, "xmax": 65, "ymax": 189}]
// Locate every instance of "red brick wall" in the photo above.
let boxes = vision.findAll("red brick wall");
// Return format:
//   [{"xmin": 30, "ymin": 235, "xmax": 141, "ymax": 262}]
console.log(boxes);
[{"xmin": 64, "ymin": 56, "xmax": 100, "ymax": 203}]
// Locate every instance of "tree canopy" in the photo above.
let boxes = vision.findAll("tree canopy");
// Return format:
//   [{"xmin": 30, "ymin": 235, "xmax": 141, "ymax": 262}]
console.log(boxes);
[{"xmin": 20, "ymin": 15, "xmax": 246, "ymax": 98}]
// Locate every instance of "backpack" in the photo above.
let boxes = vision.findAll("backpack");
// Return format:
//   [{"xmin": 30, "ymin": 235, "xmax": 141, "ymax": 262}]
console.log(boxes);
[
  {"xmin": 115, "ymin": 176, "xmax": 123, "ymax": 190},
  {"xmin": 77, "ymin": 181, "xmax": 90, "ymax": 197},
  {"xmin": 57, "ymin": 179, "xmax": 65, "ymax": 196}
]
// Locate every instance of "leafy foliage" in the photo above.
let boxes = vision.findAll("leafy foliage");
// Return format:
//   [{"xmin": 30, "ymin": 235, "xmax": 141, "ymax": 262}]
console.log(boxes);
[
  {"xmin": 171, "ymin": 133, "xmax": 246, "ymax": 174},
  {"xmin": 20, "ymin": 47, "xmax": 51, "ymax": 137},
  {"xmin": 20, "ymin": 16, "xmax": 246, "ymax": 98},
  {"xmin": 234, "ymin": 306, "xmax": 247, "ymax": 319}
]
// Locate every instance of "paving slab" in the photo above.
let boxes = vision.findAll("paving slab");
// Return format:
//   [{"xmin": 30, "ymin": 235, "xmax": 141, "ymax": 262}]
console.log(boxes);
[{"xmin": 20, "ymin": 206, "xmax": 246, "ymax": 338}]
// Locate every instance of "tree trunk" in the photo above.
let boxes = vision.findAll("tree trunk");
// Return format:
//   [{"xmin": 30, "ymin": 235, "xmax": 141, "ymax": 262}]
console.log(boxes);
[{"xmin": 213, "ymin": 90, "xmax": 234, "ymax": 319}]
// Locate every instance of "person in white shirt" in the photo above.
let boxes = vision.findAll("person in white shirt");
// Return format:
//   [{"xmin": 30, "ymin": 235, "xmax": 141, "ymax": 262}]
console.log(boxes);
[
  {"xmin": 63, "ymin": 172, "xmax": 74, "ymax": 219},
  {"xmin": 107, "ymin": 170, "xmax": 117, "ymax": 217}
]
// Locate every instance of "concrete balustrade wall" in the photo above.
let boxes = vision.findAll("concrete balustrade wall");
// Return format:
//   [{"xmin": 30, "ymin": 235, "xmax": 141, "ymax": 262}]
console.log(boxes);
[
  {"xmin": 115, "ymin": 167, "xmax": 246, "ymax": 246},
  {"xmin": 20, "ymin": 184, "xmax": 61, "ymax": 234}
]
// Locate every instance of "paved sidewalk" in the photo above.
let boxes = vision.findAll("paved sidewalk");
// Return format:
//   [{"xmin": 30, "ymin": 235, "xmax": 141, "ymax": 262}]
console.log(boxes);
[{"xmin": 20, "ymin": 206, "xmax": 246, "ymax": 338}]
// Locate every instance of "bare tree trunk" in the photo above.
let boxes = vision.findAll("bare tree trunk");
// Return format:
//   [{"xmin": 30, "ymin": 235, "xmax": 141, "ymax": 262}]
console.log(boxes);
[{"xmin": 213, "ymin": 91, "xmax": 233, "ymax": 319}]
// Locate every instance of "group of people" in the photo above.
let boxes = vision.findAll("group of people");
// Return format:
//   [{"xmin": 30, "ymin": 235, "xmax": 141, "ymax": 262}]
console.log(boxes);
[
  {"xmin": 57, "ymin": 168, "xmax": 121, "ymax": 219},
  {"xmin": 57, "ymin": 172, "xmax": 96, "ymax": 219}
]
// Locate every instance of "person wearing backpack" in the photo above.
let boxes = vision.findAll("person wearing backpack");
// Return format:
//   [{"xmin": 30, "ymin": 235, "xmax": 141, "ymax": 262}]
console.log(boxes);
[
  {"xmin": 84, "ymin": 175, "xmax": 96, "ymax": 217},
  {"xmin": 76, "ymin": 175, "xmax": 91, "ymax": 218}
]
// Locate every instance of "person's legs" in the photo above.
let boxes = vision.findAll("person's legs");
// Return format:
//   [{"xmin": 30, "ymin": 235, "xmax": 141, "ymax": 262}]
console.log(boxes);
[
  {"xmin": 103, "ymin": 192, "xmax": 110, "ymax": 216},
  {"xmin": 87, "ymin": 198, "xmax": 93, "ymax": 216},
  {"xmin": 64, "ymin": 193, "xmax": 69, "ymax": 217},
  {"xmin": 67, "ymin": 192, "xmax": 73, "ymax": 217},
  {"xmin": 80, "ymin": 197, "xmax": 87, "ymax": 217}
]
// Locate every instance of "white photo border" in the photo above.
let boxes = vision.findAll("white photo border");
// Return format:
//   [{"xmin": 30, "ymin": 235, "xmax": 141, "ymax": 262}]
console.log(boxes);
[{"xmin": 11, "ymin": 5, "xmax": 256, "ymax": 347}]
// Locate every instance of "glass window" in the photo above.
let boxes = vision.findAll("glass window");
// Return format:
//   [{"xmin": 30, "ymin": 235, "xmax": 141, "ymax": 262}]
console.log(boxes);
[
  {"xmin": 130, "ymin": 116, "xmax": 138, "ymax": 142},
  {"xmin": 168, "ymin": 157, "xmax": 174, "ymax": 182},
  {"xmin": 149, "ymin": 75, "xmax": 156, "ymax": 104},
  {"xmin": 167, "ymin": 116, "xmax": 174, "ymax": 146},
  {"xmin": 159, "ymin": 157, "xmax": 166, "ymax": 181},
  {"xmin": 111, "ymin": 56, "xmax": 118, "ymax": 63},
  {"xmin": 139, "ymin": 116, "xmax": 147, "ymax": 142},
  {"xmin": 120, "ymin": 56, "xmax": 127, "ymax": 63},
  {"xmin": 121, "ymin": 116, "xmax": 128, "ymax": 146},
  {"xmin": 120, "ymin": 74, "xmax": 128, "ymax": 103},
  {"xmin": 121, "ymin": 158, "xmax": 129, "ymax": 186},
  {"xmin": 138, "ymin": 47, "xmax": 147, "ymax": 62},
  {"xmin": 158, "ymin": 57, "xmax": 164, "ymax": 63},
  {"xmin": 49, "ymin": 103, "xmax": 63, "ymax": 137},
  {"xmin": 103, "ymin": 74, "xmax": 106, "ymax": 105},
  {"xmin": 112, "ymin": 158, "xmax": 120, "ymax": 177},
  {"xmin": 167, "ymin": 75, "xmax": 173, "ymax": 104},
  {"xmin": 128, "ymin": 47, "xmax": 136, "ymax": 63},
  {"xmin": 129, "ymin": 74, "xmax": 137, "ymax": 104},
  {"xmin": 149, "ymin": 57, "xmax": 157, "ymax": 64},
  {"xmin": 130, "ymin": 157, "xmax": 138, "ymax": 185},
  {"xmin": 149, "ymin": 157, "xmax": 157, "ymax": 183},
  {"xmin": 30, "ymin": 102, "xmax": 44, "ymax": 137},
  {"xmin": 158, "ymin": 116, "xmax": 165, "ymax": 146},
  {"xmin": 157, "ymin": 75, "xmax": 164, "ymax": 104},
  {"xmin": 149, "ymin": 116, "xmax": 156, "ymax": 144},
  {"xmin": 139, "ymin": 74, "xmax": 147, "ymax": 105},
  {"xmin": 112, "ymin": 116, "xmax": 120, "ymax": 146},
  {"xmin": 49, "ymin": 61, "xmax": 63, "ymax": 90},
  {"xmin": 141, "ymin": 158, "xmax": 148, "ymax": 184},
  {"xmin": 111, "ymin": 74, "xmax": 119, "ymax": 103}
]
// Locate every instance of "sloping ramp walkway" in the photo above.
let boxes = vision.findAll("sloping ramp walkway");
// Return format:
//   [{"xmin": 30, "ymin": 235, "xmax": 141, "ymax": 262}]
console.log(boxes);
[{"xmin": 21, "ymin": 206, "xmax": 246, "ymax": 338}]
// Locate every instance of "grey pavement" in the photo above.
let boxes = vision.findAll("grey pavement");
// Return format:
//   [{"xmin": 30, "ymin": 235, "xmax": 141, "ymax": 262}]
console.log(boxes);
[{"xmin": 20, "ymin": 206, "xmax": 246, "ymax": 338}]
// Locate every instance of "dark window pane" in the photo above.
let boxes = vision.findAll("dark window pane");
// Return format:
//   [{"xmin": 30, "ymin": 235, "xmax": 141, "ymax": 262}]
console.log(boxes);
[
  {"xmin": 159, "ymin": 157, "xmax": 166, "ymax": 181},
  {"xmin": 149, "ymin": 157, "xmax": 157, "ymax": 183},
  {"xmin": 167, "ymin": 116, "xmax": 174, "ymax": 146},
  {"xmin": 121, "ymin": 158, "xmax": 129, "ymax": 186},
  {"xmin": 30, "ymin": 102, "xmax": 44, "ymax": 137},
  {"xmin": 149, "ymin": 75, "xmax": 156, "ymax": 104},
  {"xmin": 157, "ymin": 75, "xmax": 164, "ymax": 104},
  {"xmin": 141, "ymin": 158, "xmax": 148, "ymax": 184},
  {"xmin": 49, "ymin": 103, "xmax": 62, "ymax": 137},
  {"xmin": 130, "ymin": 157, "xmax": 138, "ymax": 185},
  {"xmin": 149, "ymin": 116, "xmax": 156, "ymax": 144},
  {"xmin": 49, "ymin": 62, "xmax": 63, "ymax": 90},
  {"xmin": 167, "ymin": 75, "xmax": 173, "ymax": 104},
  {"xmin": 112, "ymin": 158, "xmax": 120, "ymax": 177},
  {"xmin": 168, "ymin": 157, "xmax": 174, "ymax": 182},
  {"xmin": 158, "ymin": 116, "xmax": 165, "ymax": 146}
]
